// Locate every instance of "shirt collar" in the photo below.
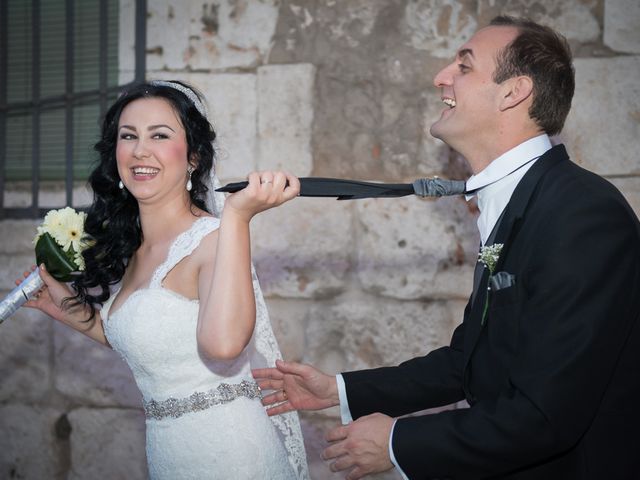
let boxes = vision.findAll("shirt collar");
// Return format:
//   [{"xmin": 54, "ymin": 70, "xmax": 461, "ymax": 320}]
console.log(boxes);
[{"xmin": 465, "ymin": 134, "xmax": 552, "ymax": 196}]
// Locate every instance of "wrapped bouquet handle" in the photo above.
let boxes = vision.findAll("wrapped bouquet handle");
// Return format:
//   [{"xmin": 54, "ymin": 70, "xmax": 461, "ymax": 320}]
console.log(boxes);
[
  {"xmin": 0, "ymin": 268, "xmax": 44, "ymax": 324},
  {"xmin": 0, "ymin": 207, "xmax": 89, "ymax": 325}
]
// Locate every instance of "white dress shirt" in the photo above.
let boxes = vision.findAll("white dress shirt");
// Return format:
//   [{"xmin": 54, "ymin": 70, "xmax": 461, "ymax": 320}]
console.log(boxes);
[
  {"xmin": 467, "ymin": 134, "xmax": 552, "ymax": 244},
  {"xmin": 336, "ymin": 134, "xmax": 553, "ymax": 479}
]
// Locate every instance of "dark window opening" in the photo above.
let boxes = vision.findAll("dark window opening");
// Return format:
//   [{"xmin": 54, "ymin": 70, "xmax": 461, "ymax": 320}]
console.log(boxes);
[{"xmin": 0, "ymin": 0, "xmax": 147, "ymax": 219}]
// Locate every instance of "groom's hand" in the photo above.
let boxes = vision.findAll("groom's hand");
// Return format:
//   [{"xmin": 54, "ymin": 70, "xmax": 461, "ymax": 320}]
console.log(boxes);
[
  {"xmin": 252, "ymin": 360, "xmax": 340, "ymax": 415},
  {"xmin": 323, "ymin": 413, "xmax": 394, "ymax": 480}
]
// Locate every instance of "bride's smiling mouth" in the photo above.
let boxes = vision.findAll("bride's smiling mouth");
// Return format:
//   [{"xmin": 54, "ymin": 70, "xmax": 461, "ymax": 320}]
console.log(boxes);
[{"xmin": 131, "ymin": 166, "xmax": 160, "ymax": 179}]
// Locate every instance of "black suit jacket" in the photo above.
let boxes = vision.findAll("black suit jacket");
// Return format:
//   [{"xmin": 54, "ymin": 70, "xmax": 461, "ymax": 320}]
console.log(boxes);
[{"xmin": 343, "ymin": 145, "xmax": 640, "ymax": 479}]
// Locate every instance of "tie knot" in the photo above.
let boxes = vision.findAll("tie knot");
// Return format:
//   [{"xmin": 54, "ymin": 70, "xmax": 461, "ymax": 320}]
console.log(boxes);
[{"xmin": 413, "ymin": 178, "xmax": 466, "ymax": 197}]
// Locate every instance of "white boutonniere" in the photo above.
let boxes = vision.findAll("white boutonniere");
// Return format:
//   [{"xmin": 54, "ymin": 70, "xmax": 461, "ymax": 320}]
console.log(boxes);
[
  {"xmin": 478, "ymin": 243, "xmax": 503, "ymax": 275},
  {"xmin": 478, "ymin": 243, "xmax": 503, "ymax": 326}
]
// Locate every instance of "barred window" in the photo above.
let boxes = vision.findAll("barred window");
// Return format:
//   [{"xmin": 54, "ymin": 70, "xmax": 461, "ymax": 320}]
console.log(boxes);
[{"xmin": 0, "ymin": 0, "xmax": 147, "ymax": 219}]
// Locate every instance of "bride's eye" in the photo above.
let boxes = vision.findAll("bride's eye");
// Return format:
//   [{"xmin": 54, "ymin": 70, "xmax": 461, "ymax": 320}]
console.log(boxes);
[{"xmin": 119, "ymin": 133, "xmax": 136, "ymax": 140}]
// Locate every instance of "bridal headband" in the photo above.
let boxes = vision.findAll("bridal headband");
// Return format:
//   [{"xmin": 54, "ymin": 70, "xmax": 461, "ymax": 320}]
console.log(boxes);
[{"xmin": 150, "ymin": 80, "xmax": 208, "ymax": 118}]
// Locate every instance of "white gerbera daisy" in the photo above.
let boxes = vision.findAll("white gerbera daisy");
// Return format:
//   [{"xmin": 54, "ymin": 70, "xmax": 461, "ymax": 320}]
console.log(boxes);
[
  {"xmin": 50, "ymin": 207, "xmax": 87, "ymax": 253},
  {"xmin": 37, "ymin": 208, "xmax": 68, "ymax": 245}
]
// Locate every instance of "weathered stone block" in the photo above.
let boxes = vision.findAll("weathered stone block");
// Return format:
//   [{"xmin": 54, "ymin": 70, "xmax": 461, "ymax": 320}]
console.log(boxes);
[
  {"xmin": 305, "ymin": 298, "xmax": 457, "ymax": 373},
  {"xmin": 478, "ymin": 0, "xmax": 599, "ymax": 43},
  {"xmin": 68, "ymin": 407, "xmax": 147, "ymax": 480},
  {"xmin": 257, "ymin": 64, "xmax": 315, "ymax": 175},
  {"xmin": 146, "ymin": 0, "xmax": 279, "ymax": 71},
  {"xmin": 604, "ymin": 0, "xmax": 640, "ymax": 53},
  {"xmin": 0, "ymin": 219, "xmax": 39, "ymax": 254},
  {"xmin": 262, "ymin": 298, "xmax": 309, "ymax": 362},
  {"xmin": 403, "ymin": 0, "xmax": 477, "ymax": 58},
  {"xmin": 150, "ymin": 71, "xmax": 258, "ymax": 181},
  {"xmin": 609, "ymin": 177, "xmax": 640, "ymax": 219},
  {"xmin": 205, "ymin": 74, "xmax": 258, "ymax": 181},
  {"xmin": 562, "ymin": 57, "xmax": 640, "ymax": 176},
  {"xmin": 313, "ymin": 1, "xmax": 383, "ymax": 50},
  {"xmin": 0, "ymin": 405, "xmax": 65, "ymax": 480},
  {"xmin": 355, "ymin": 196, "xmax": 477, "ymax": 300},
  {"xmin": 274, "ymin": 2, "xmax": 471, "ymax": 180},
  {"xmin": 0, "ymin": 222, "xmax": 39, "ymax": 299},
  {"xmin": 0, "ymin": 308, "xmax": 51, "ymax": 402},
  {"xmin": 251, "ymin": 197, "xmax": 352, "ymax": 298},
  {"xmin": 0, "ymin": 253, "xmax": 37, "ymax": 291},
  {"xmin": 54, "ymin": 322, "xmax": 142, "ymax": 407}
]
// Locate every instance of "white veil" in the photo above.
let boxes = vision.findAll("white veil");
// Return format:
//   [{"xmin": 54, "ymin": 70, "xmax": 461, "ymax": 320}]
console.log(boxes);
[
  {"xmin": 206, "ymin": 174, "xmax": 310, "ymax": 480},
  {"xmin": 149, "ymin": 80, "xmax": 308, "ymax": 478}
]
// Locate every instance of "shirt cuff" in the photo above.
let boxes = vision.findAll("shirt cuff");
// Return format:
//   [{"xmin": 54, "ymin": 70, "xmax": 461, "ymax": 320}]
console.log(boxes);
[
  {"xmin": 389, "ymin": 419, "xmax": 410, "ymax": 480},
  {"xmin": 335, "ymin": 374, "xmax": 353, "ymax": 425},
  {"xmin": 336, "ymin": 375, "xmax": 409, "ymax": 479}
]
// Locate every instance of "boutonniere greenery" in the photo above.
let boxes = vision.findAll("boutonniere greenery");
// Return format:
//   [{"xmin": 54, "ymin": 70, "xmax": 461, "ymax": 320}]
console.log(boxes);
[{"xmin": 478, "ymin": 243, "xmax": 504, "ymax": 326}]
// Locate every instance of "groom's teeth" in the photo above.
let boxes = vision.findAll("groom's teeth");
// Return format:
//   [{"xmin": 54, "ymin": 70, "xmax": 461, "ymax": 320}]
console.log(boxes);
[{"xmin": 443, "ymin": 98, "xmax": 456, "ymax": 108}]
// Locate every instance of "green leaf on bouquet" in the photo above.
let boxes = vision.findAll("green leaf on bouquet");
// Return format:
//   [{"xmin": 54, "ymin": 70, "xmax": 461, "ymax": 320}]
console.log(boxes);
[{"xmin": 35, "ymin": 233, "xmax": 77, "ymax": 282}]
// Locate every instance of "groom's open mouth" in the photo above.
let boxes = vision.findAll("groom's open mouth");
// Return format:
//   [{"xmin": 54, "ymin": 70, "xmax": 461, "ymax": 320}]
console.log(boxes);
[{"xmin": 443, "ymin": 97, "xmax": 456, "ymax": 108}]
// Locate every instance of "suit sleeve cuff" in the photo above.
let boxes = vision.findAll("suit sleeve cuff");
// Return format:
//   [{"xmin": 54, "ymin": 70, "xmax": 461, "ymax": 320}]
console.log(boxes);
[
  {"xmin": 336, "ymin": 374, "xmax": 353, "ymax": 425},
  {"xmin": 389, "ymin": 419, "xmax": 410, "ymax": 480}
]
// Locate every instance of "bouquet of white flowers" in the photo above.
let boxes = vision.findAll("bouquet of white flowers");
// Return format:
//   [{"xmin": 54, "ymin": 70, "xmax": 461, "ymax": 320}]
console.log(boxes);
[{"xmin": 0, "ymin": 207, "xmax": 91, "ymax": 324}]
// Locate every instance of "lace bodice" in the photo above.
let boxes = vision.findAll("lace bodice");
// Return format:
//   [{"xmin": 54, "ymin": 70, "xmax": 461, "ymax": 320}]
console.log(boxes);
[
  {"xmin": 101, "ymin": 216, "xmax": 309, "ymax": 479},
  {"xmin": 102, "ymin": 217, "xmax": 252, "ymax": 400}
]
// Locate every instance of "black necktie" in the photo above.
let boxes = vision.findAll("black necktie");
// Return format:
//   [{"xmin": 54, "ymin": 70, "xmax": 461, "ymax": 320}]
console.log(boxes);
[{"xmin": 216, "ymin": 177, "xmax": 468, "ymax": 200}]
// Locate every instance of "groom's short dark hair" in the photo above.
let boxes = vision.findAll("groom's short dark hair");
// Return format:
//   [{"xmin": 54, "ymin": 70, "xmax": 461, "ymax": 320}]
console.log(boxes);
[{"xmin": 490, "ymin": 15, "xmax": 575, "ymax": 136}]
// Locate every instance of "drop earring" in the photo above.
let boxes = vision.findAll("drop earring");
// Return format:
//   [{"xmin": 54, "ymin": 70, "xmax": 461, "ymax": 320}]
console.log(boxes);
[
  {"xmin": 118, "ymin": 180, "xmax": 124, "ymax": 190},
  {"xmin": 186, "ymin": 167, "xmax": 194, "ymax": 192}
]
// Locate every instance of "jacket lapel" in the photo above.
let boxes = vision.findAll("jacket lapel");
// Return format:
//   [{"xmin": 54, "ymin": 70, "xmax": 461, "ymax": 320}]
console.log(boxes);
[{"xmin": 462, "ymin": 145, "xmax": 569, "ymax": 376}]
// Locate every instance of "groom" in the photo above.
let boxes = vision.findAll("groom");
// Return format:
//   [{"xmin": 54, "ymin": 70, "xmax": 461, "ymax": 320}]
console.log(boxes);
[{"xmin": 254, "ymin": 16, "xmax": 640, "ymax": 480}]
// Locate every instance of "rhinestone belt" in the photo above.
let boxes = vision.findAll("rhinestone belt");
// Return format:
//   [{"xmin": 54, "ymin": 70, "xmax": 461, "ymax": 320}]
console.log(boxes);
[{"xmin": 143, "ymin": 380, "xmax": 262, "ymax": 420}]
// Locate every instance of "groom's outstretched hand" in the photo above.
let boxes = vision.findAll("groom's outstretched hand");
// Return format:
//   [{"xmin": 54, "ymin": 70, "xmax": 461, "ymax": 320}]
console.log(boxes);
[
  {"xmin": 323, "ymin": 413, "xmax": 394, "ymax": 480},
  {"xmin": 252, "ymin": 360, "xmax": 340, "ymax": 415}
]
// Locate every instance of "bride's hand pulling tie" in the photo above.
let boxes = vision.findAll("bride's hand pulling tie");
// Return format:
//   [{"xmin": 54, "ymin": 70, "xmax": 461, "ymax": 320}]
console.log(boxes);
[{"xmin": 223, "ymin": 171, "xmax": 300, "ymax": 222}]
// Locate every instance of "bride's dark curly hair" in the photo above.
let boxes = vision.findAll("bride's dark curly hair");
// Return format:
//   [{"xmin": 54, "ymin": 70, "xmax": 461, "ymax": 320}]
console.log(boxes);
[{"xmin": 70, "ymin": 81, "xmax": 217, "ymax": 319}]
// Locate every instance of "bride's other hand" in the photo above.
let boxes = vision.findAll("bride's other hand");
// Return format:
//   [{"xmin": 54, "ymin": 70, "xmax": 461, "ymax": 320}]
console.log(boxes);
[
  {"xmin": 252, "ymin": 360, "xmax": 340, "ymax": 416},
  {"xmin": 19, "ymin": 264, "xmax": 81, "ymax": 323},
  {"xmin": 223, "ymin": 171, "xmax": 300, "ymax": 222}
]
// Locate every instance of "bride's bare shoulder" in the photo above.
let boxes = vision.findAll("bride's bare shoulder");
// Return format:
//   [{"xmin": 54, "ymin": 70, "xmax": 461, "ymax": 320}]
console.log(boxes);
[{"xmin": 191, "ymin": 222, "xmax": 220, "ymax": 269}]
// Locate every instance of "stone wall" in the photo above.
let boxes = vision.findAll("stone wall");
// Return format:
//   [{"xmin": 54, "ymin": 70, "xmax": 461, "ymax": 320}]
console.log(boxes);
[{"xmin": 1, "ymin": 0, "xmax": 639, "ymax": 478}]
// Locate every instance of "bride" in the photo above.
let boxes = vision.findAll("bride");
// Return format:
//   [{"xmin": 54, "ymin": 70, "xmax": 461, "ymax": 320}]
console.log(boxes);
[{"xmin": 21, "ymin": 80, "xmax": 309, "ymax": 479}]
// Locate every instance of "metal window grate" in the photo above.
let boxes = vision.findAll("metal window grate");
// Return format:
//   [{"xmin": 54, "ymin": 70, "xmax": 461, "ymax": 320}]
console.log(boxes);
[{"xmin": 0, "ymin": 0, "xmax": 147, "ymax": 219}]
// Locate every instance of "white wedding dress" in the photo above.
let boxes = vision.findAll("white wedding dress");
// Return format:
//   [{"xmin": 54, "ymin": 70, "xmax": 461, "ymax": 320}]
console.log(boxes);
[{"xmin": 102, "ymin": 217, "xmax": 307, "ymax": 479}]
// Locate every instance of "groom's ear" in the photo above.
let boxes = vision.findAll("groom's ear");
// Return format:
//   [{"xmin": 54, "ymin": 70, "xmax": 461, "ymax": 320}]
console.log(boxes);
[{"xmin": 499, "ymin": 75, "xmax": 533, "ymax": 111}]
